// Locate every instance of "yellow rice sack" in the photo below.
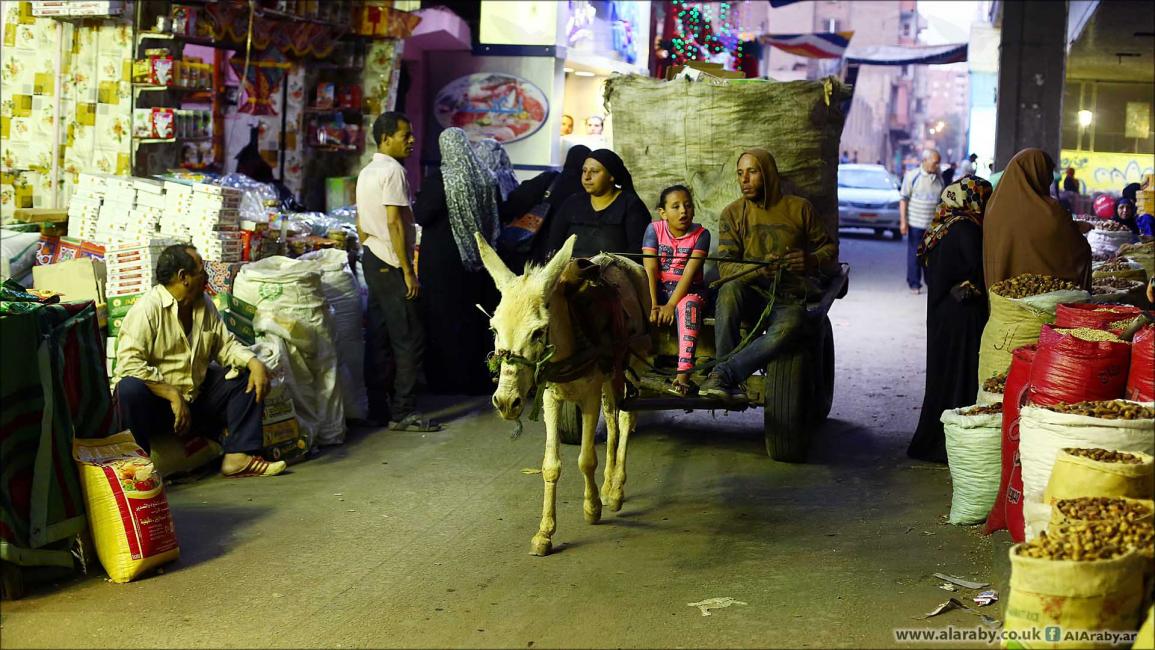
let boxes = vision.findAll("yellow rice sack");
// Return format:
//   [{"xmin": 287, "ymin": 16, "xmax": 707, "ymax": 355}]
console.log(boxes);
[
  {"xmin": 73, "ymin": 432, "xmax": 180, "ymax": 583},
  {"xmin": 1044, "ymin": 449, "xmax": 1155, "ymax": 503},
  {"xmin": 1004, "ymin": 545, "xmax": 1146, "ymax": 649},
  {"xmin": 1135, "ymin": 605, "xmax": 1154, "ymax": 649}
]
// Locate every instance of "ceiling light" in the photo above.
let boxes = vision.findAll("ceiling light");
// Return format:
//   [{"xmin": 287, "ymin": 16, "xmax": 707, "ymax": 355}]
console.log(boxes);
[
  {"xmin": 1077, "ymin": 110, "xmax": 1093, "ymax": 127},
  {"xmin": 574, "ymin": 71, "xmax": 596, "ymax": 77},
  {"xmin": 564, "ymin": 67, "xmax": 574, "ymax": 73}
]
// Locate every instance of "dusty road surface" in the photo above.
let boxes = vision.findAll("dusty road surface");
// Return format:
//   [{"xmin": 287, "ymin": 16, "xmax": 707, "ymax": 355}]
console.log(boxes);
[{"xmin": 0, "ymin": 234, "xmax": 1013, "ymax": 649}]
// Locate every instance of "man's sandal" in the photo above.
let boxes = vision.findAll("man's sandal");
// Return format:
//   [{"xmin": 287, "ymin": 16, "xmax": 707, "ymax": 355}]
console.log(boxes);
[{"xmin": 221, "ymin": 456, "xmax": 287, "ymax": 478}]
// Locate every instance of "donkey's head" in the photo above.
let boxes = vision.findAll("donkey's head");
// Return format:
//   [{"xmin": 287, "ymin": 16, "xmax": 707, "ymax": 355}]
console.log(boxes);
[{"xmin": 476, "ymin": 233, "xmax": 575, "ymax": 420}]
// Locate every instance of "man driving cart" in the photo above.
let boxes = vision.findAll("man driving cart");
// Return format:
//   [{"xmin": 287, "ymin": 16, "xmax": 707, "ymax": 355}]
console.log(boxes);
[{"xmin": 699, "ymin": 148, "xmax": 839, "ymax": 403}]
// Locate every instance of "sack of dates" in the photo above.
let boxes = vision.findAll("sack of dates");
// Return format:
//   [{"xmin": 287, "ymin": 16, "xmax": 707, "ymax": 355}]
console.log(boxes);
[
  {"xmin": 1027, "ymin": 325, "xmax": 1131, "ymax": 407},
  {"xmin": 1054, "ymin": 303, "xmax": 1141, "ymax": 331},
  {"xmin": 977, "ymin": 371, "xmax": 1005, "ymax": 406},
  {"xmin": 985, "ymin": 344, "xmax": 1037, "ymax": 540},
  {"xmin": 1049, "ymin": 495, "xmax": 1155, "ymax": 528},
  {"xmin": 1044, "ymin": 447, "xmax": 1155, "ymax": 503},
  {"xmin": 977, "ymin": 274, "xmax": 1088, "ymax": 386},
  {"xmin": 1128, "ymin": 326, "xmax": 1155, "ymax": 402},
  {"xmin": 941, "ymin": 404, "xmax": 1003, "ymax": 525},
  {"xmin": 1090, "ymin": 277, "xmax": 1146, "ymax": 303},
  {"xmin": 1020, "ymin": 401, "xmax": 1155, "ymax": 507},
  {"xmin": 1005, "ymin": 521, "xmax": 1152, "ymax": 646}
]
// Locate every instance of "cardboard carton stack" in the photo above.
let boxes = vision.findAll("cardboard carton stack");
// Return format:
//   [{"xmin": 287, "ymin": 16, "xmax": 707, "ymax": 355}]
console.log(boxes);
[
  {"xmin": 104, "ymin": 238, "xmax": 176, "ymax": 322},
  {"xmin": 161, "ymin": 182, "xmax": 244, "ymax": 261},
  {"xmin": 67, "ymin": 173, "xmax": 113, "ymax": 240}
]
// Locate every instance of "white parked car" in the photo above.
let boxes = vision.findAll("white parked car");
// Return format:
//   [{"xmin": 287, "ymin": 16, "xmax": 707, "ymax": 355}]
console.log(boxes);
[{"xmin": 837, "ymin": 164, "xmax": 902, "ymax": 239}]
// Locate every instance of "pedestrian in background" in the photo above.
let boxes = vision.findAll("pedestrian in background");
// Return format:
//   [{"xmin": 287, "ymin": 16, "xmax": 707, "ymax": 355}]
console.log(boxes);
[
  {"xmin": 909, "ymin": 176, "xmax": 994, "ymax": 463},
  {"xmin": 899, "ymin": 148, "xmax": 943, "ymax": 294},
  {"xmin": 1062, "ymin": 167, "xmax": 1079, "ymax": 193},
  {"xmin": 357, "ymin": 111, "xmax": 442, "ymax": 432}
]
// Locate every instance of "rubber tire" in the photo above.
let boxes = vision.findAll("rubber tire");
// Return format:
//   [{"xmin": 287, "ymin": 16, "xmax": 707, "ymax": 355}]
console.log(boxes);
[
  {"xmin": 558, "ymin": 402, "xmax": 582, "ymax": 445},
  {"xmin": 764, "ymin": 348, "xmax": 810, "ymax": 462},
  {"xmin": 815, "ymin": 317, "xmax": 835, "ymax": 423},
  {"xmin": 873, "ymin": 228, "xmax": 887, "ymax": 239},
  {"xmin": 890, "ymin": 228, "xmax": 903, "ymax": 240}
]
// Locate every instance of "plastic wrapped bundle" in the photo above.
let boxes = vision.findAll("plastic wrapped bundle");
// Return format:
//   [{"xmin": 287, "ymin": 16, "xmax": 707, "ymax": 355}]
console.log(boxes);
[{"xmin": 299, "ymin": 249, "xmax": 367, "ymax": 420}]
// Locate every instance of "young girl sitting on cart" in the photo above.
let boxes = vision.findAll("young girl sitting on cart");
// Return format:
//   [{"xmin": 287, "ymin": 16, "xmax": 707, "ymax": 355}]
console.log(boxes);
[{"xmin": 642, "ymin": 184, "xmax": 711, "ymax": 396}]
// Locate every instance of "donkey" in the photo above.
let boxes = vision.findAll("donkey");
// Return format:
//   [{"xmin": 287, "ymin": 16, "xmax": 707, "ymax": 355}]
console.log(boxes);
[{"xmin": 475, "ymin": 233, "xmax": 651, "ymax": 556}]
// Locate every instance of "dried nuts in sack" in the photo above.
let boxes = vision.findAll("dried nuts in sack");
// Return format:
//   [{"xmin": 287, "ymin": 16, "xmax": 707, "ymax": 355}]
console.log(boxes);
[
  {"xmin": 1055, "ymin": 496, "xmax": 1153, "ymax": 523},
  {"xmin": 961, "ymin": 403, "xmax": 1004, "ymax": 416},
  {"xmin": 1096, "ymin": 277, "xmax": 1144, "ymax": 290},
  {"xmin": 1054, "ymin": 327, "xmax": 1124, "ymax": 342},
  {"xmin": 1093, "ymin": 220, "xmax": 1132, "ymax": 232},
  {"xmin": 1064, "ymin": 447, "xmax": 1147, "ymax": 464},
  {"xmin": 1016, "ymin": 520, "xmax": 1154, "ymax": 561},
  {"xmin": 989, "ymin": 274, "xmax": 1080, "ymax": 299},
  {"xmin": 1096, "ymin": 258, "xmax": 1136, "ymax": 272},
  {"xmin": 1042, "ymin": 402, "xmax": 1155, "ymax": 420},
  {"xmin": 983, "ymin": 372, "xmax": 1008, "ymax": 394}
]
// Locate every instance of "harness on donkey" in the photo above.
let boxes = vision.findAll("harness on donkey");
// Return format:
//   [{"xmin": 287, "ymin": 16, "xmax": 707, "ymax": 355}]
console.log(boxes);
[{"xmin": 486, "ymin": 254, "xmax": 640, "ymax": 436}]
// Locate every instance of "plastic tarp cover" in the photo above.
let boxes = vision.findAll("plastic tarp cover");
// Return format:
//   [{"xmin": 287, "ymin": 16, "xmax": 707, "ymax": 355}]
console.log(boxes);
[{"xmin": 298, "ymin": 249, "xmax": 367, "ymax": 420}]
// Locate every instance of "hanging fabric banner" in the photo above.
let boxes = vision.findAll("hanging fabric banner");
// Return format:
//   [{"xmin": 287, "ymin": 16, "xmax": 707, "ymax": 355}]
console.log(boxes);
[
  {"xmin": 845, "ymin": 43, "xmax": 969, "ymax": 66},
  {"xmin": 760, "ymin": 31, "xmax": 854, "ymax": 59},
  {"xmin": 228, "ymin": 56, "xmax": 292, "ymax": 116}
]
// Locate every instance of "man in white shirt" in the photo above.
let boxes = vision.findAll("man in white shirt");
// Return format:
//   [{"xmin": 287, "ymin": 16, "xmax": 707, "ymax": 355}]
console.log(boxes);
[
  {"xmin": 899, "ymin": 148, "xmax": 943, "ymax": 294},
  {"xmin": 115, "ymin": 244, "xmax": 284, "ymax": 478},
  {"xmin": 356, "ymin": 111, "xmax": 441, "ymax": 432}
]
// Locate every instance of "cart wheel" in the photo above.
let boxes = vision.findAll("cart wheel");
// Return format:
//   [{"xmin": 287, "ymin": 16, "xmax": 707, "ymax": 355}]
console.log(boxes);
[
  {"xmin": 763, "ymin": 348, "xmax": 810, "ymax": 462},
  {"xmin": 0, "ymin": 560, "xmax": 25, "ymax": 601},
  {"xmin": 558, "ymin": 402, "xmax": 582, "ymax": 445},
  {"xmin": 815, "ymin": 317, "xmax": 835, "ymax": 423}
]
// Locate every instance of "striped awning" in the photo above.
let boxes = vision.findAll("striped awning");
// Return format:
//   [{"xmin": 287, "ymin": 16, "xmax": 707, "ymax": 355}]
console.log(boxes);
[
  {"xmin": 760, "ymin": 31, "xmax": 854, "ymax": 59},
  {"xmin": 845, "ymin": 43, "xmax": 969, "ymax": 66}
]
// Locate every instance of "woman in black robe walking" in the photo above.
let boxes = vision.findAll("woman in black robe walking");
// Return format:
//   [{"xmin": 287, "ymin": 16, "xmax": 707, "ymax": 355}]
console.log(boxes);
[{"xmin": 908, "ymin": 175, "xmax": 994, "ymax": 463}]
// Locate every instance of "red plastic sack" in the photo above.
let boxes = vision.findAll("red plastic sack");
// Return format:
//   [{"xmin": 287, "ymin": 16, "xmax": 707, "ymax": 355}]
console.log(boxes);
[
  {"xmin": 1093, "ymin": 194, "xmax": 1117, "ymax": 218},
  {"xmin": 1054, "ymin": 303, "xmax": 1141, "ymax": 331},
  {"xmin": 985, "ymin": 344, "xmax": 1036, "ymax": 541},
  {"xmin": 1027, "ymin": 324, "xmax": 1130, "ymax": 407},
  {"xmin": 1127, "ymin": 326, "xmax": 1155, "ymax": 402}
]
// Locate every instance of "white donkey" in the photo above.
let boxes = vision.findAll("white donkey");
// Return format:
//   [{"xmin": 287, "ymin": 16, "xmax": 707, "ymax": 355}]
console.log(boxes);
[{"xmin": 476, "ymin": 233, "xmax": 651, "ymax": 556}]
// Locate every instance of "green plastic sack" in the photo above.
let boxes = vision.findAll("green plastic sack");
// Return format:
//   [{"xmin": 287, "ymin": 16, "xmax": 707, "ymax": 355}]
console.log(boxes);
[{"xmin": 977, "ymin": 288, "xmax": 1089, "ymax": 385}]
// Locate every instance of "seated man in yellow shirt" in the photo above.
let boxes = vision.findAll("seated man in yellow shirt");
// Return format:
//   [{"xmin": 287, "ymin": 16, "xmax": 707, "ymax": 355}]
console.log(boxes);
[{"xmin": 114, "ymin": 244, "xmax": 284, "ymax": 478}]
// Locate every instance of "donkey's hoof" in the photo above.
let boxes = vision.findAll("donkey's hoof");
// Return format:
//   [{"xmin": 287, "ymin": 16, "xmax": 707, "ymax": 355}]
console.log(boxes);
[
  {"xmin": 606, "ymin": 494, "xmax": 623, "ymax": 512},
  {"xmin": 584, "ymin": 499, "xmax": 602, "ymax": 524},
  {"xmin": 529, "ymin": 535, "xmax": 552, "ymax": 556}
]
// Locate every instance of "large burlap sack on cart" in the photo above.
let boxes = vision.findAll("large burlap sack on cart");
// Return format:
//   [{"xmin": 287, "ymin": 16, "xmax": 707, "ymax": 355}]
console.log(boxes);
[
  {"xmin": 1019, "ymin": 402, "xmax": 1155, "ymax": 505},
  {"xmin": 1004, "ymin": 546, "xmax": 1147, "ymax": 648},
  {"xmin": 1044, "ymin": 448, "xmax": 1155, "ymax": 503},
  {"xmin": 604, "ymin": 75, "xmax": 851, "ymax": 244},
  {"xmin": 977, "ymin": 287, "xmax": 1089, "ymax": 386},
  {"xmin": 299, "ymin": 249, "xmax": 367, "ymax": 420},
  {"xmin": 234, "ymin": 256, "xmax": 345, "ymax": 447},
  {"xmin": 942, "ymin": 406, "xmax": 1003, "ymax": 525},
  {"xmin": 73, "ymin": 432, "xmax": 179, "ymax": 583}
]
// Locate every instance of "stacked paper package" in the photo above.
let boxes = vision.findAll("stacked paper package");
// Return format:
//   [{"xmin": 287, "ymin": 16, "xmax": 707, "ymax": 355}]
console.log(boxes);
[
  {"xmin": 160, "ymin": 182, "xmax": 244, "ymax": 261},
  {"xmin": 104, "ymin": 238, "xmax": 177, "ymax": 300},
  {"xmin": 67, "ymin": 173, "xmax": 114, "ymax": 240}
]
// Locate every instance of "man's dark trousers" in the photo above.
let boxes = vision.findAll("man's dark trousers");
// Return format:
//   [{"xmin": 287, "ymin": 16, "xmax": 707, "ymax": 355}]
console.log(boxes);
[{"xmin": 116, "ymin": 366, "xmax": 262, "ymax": 454}]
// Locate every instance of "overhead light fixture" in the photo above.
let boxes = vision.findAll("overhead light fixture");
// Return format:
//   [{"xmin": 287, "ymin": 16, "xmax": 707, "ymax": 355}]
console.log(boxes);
[
  {"xmin": 574, "ymin": 71, "xmax": 596, "ymax": 77},
  {"xmin": 564, "ymin": 67, "xmax": 574, "ymax": 73},
  {"xmin": 1077, "ymin": 110, "xmax": 1093, "ymax": 127}
]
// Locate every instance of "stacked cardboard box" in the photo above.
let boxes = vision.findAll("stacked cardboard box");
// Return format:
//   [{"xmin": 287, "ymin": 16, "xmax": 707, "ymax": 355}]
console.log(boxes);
[
  {"xmin": 210, "ymin": 292, "xmax": 257, "ymax": 345},
  {"xmin": 67, "ymin": 173, "xmax": 113, "ymax": 240},
  {"xmin": 160, "ymin": 182, "xmax": 244, "ymax": 261},
  {"xmin": 105, "ymin": 238, "xmax": 176, "ymax": 305}
]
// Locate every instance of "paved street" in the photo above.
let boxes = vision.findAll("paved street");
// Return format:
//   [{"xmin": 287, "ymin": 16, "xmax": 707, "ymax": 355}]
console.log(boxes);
[{"xmin": 0, "ymin": 233, "xmax": 1013, "ymax": 649}]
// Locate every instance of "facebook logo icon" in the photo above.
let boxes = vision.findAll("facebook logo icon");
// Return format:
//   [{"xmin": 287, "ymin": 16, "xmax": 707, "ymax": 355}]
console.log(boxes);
[{"xmin": 1045, "ymin": 626, "xmax": 1062, "ymax": 642}]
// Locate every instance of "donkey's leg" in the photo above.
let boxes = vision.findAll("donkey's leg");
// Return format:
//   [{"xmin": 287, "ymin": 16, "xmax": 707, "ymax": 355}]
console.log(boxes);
[
  {"xmin": 600, "ymin": 380, "xmax": 622, "ymax": 510},
  {"xmin": 579, "ymin": 387, "xmax": 603, "ymax": 525},
  {"xmin": 531, "ymin": 389, "xmax": 563, "ymax": 556},
  {"xmin": 607, "ymin": 409, "xmax": 636, "ymax": 512}
]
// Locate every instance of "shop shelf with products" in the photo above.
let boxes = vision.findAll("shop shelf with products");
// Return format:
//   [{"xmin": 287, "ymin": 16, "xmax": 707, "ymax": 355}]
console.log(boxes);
[{"xmin": 302, "ymin": 38, "xmax": 368, "ymax": 155}]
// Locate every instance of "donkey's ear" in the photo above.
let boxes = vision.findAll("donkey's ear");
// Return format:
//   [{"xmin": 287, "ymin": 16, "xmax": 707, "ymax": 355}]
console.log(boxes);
[
  {"xmin": 475, "ymin": 232, "xmax": 516, "ymax": 292},
  {"xmin": 540, "ymin": 234, "xmax": 576, "ymax": 300}
]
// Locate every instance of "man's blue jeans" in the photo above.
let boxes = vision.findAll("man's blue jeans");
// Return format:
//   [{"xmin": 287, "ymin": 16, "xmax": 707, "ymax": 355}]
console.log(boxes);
[
  {"xmin": 713, "ymin": 281, "xmax": 806, "ymax": 387},
  {"xmin": 907, "ymin": 226, "xmax": 926, "ymax": 290}
]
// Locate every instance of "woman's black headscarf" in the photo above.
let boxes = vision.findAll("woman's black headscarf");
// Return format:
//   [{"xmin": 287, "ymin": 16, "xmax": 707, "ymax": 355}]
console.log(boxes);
[
  {"xmin": 552, "ymin": 145, "xmax": 591, "ymax": 204},
  {"xmin": 587, "ymin": 148, "xmax": 634, "ymax": 194},
  {"xmin": 1122, "ymin": 182, "xmax": 1141, "ymax": 203}
]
